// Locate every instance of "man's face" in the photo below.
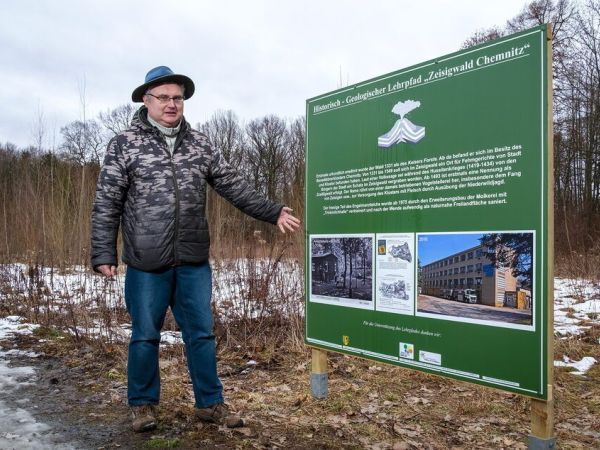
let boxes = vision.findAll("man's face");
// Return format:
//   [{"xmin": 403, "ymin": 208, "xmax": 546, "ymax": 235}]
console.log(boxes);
[{"xmin": 143, "ymin": 83, "xmax": 184, "ymax": 127}]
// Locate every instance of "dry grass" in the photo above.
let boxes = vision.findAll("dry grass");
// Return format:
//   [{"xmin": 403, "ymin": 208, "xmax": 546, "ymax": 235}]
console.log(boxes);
[{"xmin": 555, "ymin": 240, "xmax": 600, "ymax": 284}]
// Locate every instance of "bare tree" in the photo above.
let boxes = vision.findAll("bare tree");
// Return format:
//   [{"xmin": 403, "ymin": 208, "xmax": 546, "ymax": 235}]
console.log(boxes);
[
  {"xmin": 98, "ymin": 104, "xmax": 136, "ymax": 137},
  {"xmin": 196, "ymin": 110, "xmax": 250, "ymax": 249},
  {"xmin": 461, "ymin": 26, "xmax": 504, "ymax": 48},
  {"xmin": 60, "ymin": 120, "xmax": 105, "ymax": 165},
  {"xmin": 562, "ymin": 0, "xmax": 600, "ymax": 234},
  {"xmin": 197, "ymin": 110, "xmax": 245, "ymax": 167},
  {"xmin": 31, "ymin": 102, "xmax": 46, "ymax": 155},
  {"xmin": 287, "ymin": 118, "xmax": 305, "ymax": 181},
  {"xmin": 245, "ymin": 115, "xmax": 289, "ymax": 200},
  {"xmin": 506, "ymin": 0, "xmax": 575, "ymax": 46}
]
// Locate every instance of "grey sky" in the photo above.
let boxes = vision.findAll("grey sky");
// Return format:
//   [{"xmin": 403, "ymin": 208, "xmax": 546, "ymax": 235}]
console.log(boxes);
[{"xmin": 0, "ymin": 0, "xmax": 528, "ymax": 149}]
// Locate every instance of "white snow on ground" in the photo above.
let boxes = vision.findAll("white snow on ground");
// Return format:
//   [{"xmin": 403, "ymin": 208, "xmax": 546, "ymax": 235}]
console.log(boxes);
[
  {"xmin": 554, "ymin": 355, "xmax": 598, "ymax": 376},
  {"xmin": 554, "ymin": 277, "xmax": 600, "ymax": 335},
  {"xmin": 553, "ymin": 277, "xmax": 600, "ymax": 375},
  {"xmin": 0, "ymin": 263, "xmax": 126, "ymax": 309},
  {"xmin": 160, "ymin": 330, "xmax": 184, "ymax": 345},
  {"xmin": 0, "ymin": 261, "xmax": 303, "ymax": 346},
  {"xmin": 0, "ymin": 260, "xmax": 303, "ymax": 317},
  {"xmin": 211, "ymin": 258, "xmax": 303, "ymax": 319},
  {"xmin": 0, "ymin": 315, "xmax": 39, "ymax": 340},
  {"xmin": 0, "ymin": 316, "xmax": 74, "ymax": 449}
]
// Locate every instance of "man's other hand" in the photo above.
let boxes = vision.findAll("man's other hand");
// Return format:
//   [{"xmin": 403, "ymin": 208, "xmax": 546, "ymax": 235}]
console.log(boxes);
[
  {"xmin": 277, "ymin": 207, "xmax": 301, "ymax": 234},
  {"xmin": 97, "ymin": 264, "xmax": 118, "ymax": 277}
]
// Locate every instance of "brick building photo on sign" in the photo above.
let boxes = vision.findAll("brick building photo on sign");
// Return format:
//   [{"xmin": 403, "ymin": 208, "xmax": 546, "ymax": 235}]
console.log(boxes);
[{"xmin": 420, "ymin": 236, "xmax": 532, "ymax": 310}]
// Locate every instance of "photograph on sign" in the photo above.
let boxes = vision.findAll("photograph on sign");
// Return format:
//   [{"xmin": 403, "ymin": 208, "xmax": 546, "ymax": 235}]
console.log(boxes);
[
  {"xmin": 375, "ymin": 233, "xmax": 416, "ymax": 315},
  {"xmin": 416, "ymin": 231, "xmax": 534, "ymax": 330},
  {"xmin": 309, "ymin": 234, "xmax": 375, "ymax": 310}
]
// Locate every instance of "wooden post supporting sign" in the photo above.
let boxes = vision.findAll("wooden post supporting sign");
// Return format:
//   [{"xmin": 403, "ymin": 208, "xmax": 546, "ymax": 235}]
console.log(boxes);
[
  {"xmin": 310, "ymin": 348, "xmax": 328, "ymax": 398},
  {"xmin": 528, "ymin": 25, "xmax": 556, "ymax": 450},
  {"xmin": 529, "ymin": 386, "xmax": 555, "ymax": 449}
]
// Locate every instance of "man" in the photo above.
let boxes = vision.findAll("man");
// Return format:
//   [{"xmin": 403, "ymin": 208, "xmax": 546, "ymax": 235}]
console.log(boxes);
[{"xmin": 91, "ymin": 66, "xmax": 300, "ymax": 432}]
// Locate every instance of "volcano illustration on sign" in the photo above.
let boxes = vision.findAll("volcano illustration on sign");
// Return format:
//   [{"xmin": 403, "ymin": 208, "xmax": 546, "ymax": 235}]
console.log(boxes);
[{"xmin": 378, "ymin": 99, "xmax": 425, "ymax": 147}]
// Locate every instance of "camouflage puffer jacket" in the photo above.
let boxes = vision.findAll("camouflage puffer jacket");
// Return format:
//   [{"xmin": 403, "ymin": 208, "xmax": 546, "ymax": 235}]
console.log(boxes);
[{"xmin": 91, "ymin": 107, "xmax": 283, "ymax": 272}]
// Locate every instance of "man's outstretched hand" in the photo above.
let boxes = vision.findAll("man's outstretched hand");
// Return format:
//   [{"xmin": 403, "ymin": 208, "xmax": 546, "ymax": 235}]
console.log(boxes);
[{"xmin": 277, "ymin": 207, "xmax": 301, "ymax": 234}]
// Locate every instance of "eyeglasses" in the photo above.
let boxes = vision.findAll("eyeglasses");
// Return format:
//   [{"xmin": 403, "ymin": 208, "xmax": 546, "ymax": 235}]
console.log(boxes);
[{"xmin": 145, "ymin": 93, "xmax": 185, "ymax": 104}]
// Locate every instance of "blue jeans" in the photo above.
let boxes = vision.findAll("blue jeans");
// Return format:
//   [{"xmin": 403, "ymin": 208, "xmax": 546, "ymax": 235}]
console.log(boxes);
[{"xmin": 124, "ymin": 263, "xmax": 223, "ymax": 408}]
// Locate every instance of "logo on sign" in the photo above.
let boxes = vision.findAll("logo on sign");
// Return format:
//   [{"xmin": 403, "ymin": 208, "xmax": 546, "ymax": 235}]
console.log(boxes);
[
  {"xmin": 378, "ymin": 99, "xmax": 426, "ymax": 148},
  {"xmin": 399, "ymin": 342, "xmax": 414, "ymax": 360},
  {"xmin": 419, "ymin": 350, "xmax": 442, "ymax": 366}
]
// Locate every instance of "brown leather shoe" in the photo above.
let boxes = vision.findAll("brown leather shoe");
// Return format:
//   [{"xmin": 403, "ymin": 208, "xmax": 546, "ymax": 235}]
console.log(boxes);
[
  {"xmin": 195, "ymin": 403, "xmax": 243, "ymax": 428},
  {"xmin": 131, "ymin": 405, "xmax": 157, "ymax": 432}
]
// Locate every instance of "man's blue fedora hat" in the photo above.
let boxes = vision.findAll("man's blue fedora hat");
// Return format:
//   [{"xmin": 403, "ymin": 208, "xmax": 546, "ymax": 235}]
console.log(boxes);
[{"xmin": 132, "ymin": 66, "xmax": 195, "ymax": 102}]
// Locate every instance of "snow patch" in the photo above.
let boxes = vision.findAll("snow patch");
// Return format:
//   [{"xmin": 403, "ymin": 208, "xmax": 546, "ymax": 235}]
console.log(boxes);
[
  {"xmin": 554, "ymin": 356, "xmax": 597, "ymax": 376},
  {"xmin": 0, "ymin": 316, "xmax": 74, "ymax": 448},
  {"xmin": 0, "ymin": 316, "xmax": 39, "ymax": 341},
  {"xmin": 160, "ymin": 330, "xmax": 183, "ymax": 345},
  {"xmin": 2, "ymin": 349, "xmax": 42, "ymax": 358},
  {"xmin": 553, "ymin": 277, "xmax": 600, "ymax": 337},
  {"xmin": 0, "ymin": 403, "xmax": 51, "ymax": 449}
]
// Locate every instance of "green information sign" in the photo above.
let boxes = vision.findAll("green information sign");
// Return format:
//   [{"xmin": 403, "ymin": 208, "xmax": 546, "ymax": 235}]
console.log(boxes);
[{"xmin": 305, "ymin": 25, "xmax": 552, "ymax": 399}]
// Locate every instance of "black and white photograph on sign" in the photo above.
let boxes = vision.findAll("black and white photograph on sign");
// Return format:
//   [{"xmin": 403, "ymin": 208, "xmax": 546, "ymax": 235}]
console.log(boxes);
[
  {"xmin": 310, "ymin": 234, "xmax": 375, "ymax": 310},
  {"xmin": 416, "ymin": 231, "xmax": 534, "ymax": 330},
  {"xmin": 375, "ymin": 233, "xmax": 416, "ymax": 315}
]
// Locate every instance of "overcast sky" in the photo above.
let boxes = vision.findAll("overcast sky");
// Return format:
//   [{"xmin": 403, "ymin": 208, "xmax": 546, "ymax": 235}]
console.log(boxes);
[{"xmin": 0, "ymin": 0, "xmax": 529, "ymax": 149}]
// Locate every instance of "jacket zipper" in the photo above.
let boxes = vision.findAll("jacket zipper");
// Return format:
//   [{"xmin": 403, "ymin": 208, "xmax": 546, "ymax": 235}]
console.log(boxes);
[
  {"xmin": 169, "ymin": 128, "xmax": 187, "ymax": 266},
  {"xmin": 170, "ymin": 154, "xmax": 181, "ymax": 265}
]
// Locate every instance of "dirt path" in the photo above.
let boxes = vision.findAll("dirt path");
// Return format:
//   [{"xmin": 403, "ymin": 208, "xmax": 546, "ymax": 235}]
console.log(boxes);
[
  {"xmin": 1, "ymin": 349, "xmax": 147, "ymax": 449},
  {"xmin": 0, "ymin": 333, "xmax": 271, "ymax": 450}
]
